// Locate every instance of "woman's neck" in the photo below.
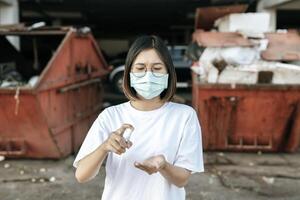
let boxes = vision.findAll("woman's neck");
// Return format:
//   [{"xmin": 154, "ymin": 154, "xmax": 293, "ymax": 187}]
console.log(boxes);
[{"xmin": 130, "ymin": 96, "xmax": 165, "ymax": 111}]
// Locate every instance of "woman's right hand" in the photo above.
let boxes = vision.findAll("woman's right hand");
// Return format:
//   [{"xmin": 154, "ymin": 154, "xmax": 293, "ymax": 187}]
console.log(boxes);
[{"xmin": 103, "ymin": 124, "xmax": 134, "ymax": 155}]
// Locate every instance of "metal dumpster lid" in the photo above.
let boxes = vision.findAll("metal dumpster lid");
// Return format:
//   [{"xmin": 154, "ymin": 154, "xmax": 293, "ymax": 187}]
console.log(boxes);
[
  {"xmin": 194, "ymin": 4, "xmax": 248, "ymax": 30},
  {"xmin": 262, "ymin": 30, "xmax": 300, "ymax": 61},
  {"xmin": 0, "ymin": 24, "xmax": 71, "ymax": 36},
  {"xmin": 192, "ymin": 30, "xmax": 254, "ymax": 47}
]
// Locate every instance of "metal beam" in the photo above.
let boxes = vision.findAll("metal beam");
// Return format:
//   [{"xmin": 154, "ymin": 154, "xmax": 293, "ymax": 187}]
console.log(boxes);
[
  {"xmin": 0, "ymin": 0, "xmax": 13, "ymax": 6},
  {"xmin": 259, "ymin": 0, "xmax": 294, "ymax": 9}
]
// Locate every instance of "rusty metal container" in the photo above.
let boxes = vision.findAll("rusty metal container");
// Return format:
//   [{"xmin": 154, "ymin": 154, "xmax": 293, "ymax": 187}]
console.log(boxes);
[
  {"xmin": 191, "ymin": 29, "xmax": 300, "ymax": 152},
  {"xmin": 192, "ymin": 73, "xmax": 300, "ymax": 152},
  {"xmin": 0, "ymin": 26, "xmax": 109, "ymax": 158}
]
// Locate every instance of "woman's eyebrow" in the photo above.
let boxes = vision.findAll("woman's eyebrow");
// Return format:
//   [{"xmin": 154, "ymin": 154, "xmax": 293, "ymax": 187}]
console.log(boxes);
[
  {"xmin": 134, "ymin": 63, "xmax": 146, "ymax": 66},
  {"xmin": 134, "ymin": 62, "xmax": 163, "ymax": 66},
  {"xmin": 152, "ymin": 62, "xmax": 164, "ymax": 65}
]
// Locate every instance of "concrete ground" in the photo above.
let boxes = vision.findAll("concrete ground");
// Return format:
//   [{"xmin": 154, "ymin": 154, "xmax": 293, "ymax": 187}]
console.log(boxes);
[{"xmin": 1, "ymin": 151, "xmax": 300, "ymax": 200}]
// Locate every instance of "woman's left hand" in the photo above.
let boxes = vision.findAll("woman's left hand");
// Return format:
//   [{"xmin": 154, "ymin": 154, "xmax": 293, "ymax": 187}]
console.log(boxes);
[{"xmin": 134, "ymin": 155, "xmax": 167, "ymax": 175}]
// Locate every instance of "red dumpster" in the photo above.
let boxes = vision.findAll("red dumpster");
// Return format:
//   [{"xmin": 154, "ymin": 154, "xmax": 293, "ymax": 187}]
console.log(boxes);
[
  {"xmin": 192, "ymin": 73, "xmax": 300, "ymax": 152},
  {"xmin": 0, "ymin": 26, "xmax": 109, "ymax": 158},
  {"xmin": 191, "ymin": 30, "xmax": 300, "ymax": 152}
]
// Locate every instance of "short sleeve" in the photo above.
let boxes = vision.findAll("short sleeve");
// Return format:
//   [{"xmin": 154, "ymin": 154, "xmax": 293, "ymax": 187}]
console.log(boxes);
[
  {"xmin": 173, "ymin": 109, "xmax": 204, "ymax": 174},
  {"xmin": 73, "ymin": 109, "xmax": 110, "ymax": 168}
]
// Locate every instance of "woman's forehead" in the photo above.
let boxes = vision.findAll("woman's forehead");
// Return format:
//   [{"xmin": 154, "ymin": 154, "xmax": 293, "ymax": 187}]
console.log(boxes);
[{"xmin": 133, "ymin": 49, "xmax": 163, "ymax": 64}]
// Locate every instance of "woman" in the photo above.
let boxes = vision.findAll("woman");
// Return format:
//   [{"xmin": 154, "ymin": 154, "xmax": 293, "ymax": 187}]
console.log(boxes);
[{"xmin": 73, "ymin": 35, "xmax": 204, "ymax": 200}]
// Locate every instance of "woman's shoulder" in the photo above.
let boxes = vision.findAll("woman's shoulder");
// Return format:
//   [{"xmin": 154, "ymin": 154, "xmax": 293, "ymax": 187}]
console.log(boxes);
[
  {"xmin": 167, "ymin": 102, "xmax": 196, "ymax": 115},
  {"xmin": 105, "ymin": 102, "xmax": 128, "ymax": 111},
  {"xmin": 98, "ymin": 102, "xmax": 128, "ymax": 118}
]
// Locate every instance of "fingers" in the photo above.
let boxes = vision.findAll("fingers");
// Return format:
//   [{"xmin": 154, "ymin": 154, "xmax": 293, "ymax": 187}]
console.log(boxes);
[
  {"xmin": 105, "ymin": 124, "xmax": 134, "ymax": 155},
  {"xmin": 112, "ymin": 133, "xmax": 128, "ymax": 149},
  {"xmin": 106, "ymin": 133, "xmax": 127, "ymax": 155},
  {"xmin": 134, "ymin": 162, "xmax": 157, "ymax": 175},
  {"xmin": 116, "ymin": 124, "xmax": 134, "ymax": 137},
  {"xmin": 110, "ymin": 139, "xmax": 126, "ymax": 155},
  {"xmin": 142, "ymin": 160, "xmax": 158, "ymax": 172},
  {"xmin": 134, "ymin": 162, "xmax": 150, "ymax": 174},
  {"xmin": 126, "ymin": 140, "xmax": 133, "ymax": 148}
]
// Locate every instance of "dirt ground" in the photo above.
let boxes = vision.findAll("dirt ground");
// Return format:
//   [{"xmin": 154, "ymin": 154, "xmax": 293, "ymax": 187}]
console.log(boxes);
[{"xmin": 1, "ymin": 151, "xmax": 300, "ymax": 200}]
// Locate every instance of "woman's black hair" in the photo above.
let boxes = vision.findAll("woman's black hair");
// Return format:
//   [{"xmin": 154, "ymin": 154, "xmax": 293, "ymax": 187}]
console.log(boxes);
[{"xmin": 122, "ymin": 35, "xmax": 177, "ymax": 101}]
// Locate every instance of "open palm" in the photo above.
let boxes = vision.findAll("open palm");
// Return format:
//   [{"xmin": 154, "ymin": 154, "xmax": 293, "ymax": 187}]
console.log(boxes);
[{"xmin": 134, "ymin": 155, "xmax": 166, "ymax": 175}]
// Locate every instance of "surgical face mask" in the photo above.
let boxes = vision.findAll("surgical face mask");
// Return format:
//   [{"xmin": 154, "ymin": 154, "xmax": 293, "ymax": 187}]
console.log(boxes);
[{"xmin": 130, "ymin": 71, "xmax": 169, "ymax": 100}]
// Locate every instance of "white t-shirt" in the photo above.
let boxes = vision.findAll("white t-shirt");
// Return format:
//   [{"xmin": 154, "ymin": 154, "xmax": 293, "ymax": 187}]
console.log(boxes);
[{"xmin": 73, "ymin": 101, "xmax": 204, "ymax": 200}]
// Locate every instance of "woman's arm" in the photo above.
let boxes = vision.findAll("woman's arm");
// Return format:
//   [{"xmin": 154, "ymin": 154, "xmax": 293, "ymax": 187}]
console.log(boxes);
[
  {"xmin": 134, "ymin": 155, "xmax": 191, "ymax": 188},
  {"xmin": 159, "ymin": 161, "xmax": 191, "ymax": 188},
  {"xmin": 75, "ymin": 143, "xmax": 108, "ymax": 183},
  {"xmin": 75, "ymin": 124, "xmax": 134, "ymax": 183}
]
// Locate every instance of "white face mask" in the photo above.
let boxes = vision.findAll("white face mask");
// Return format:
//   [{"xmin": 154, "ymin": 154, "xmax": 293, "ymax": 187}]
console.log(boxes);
[{"xmin": 130, "ymin": 72, "xmax": 169, "ymax": 100}]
